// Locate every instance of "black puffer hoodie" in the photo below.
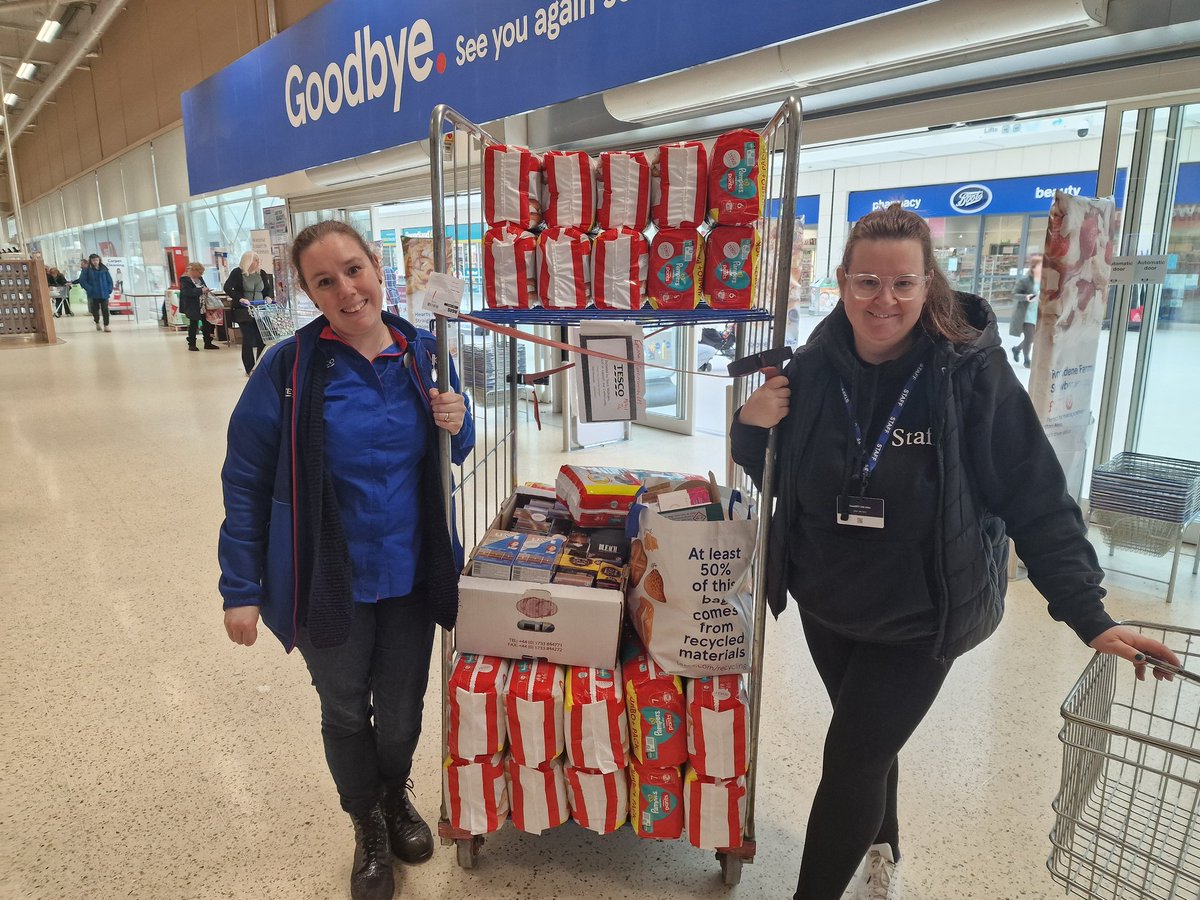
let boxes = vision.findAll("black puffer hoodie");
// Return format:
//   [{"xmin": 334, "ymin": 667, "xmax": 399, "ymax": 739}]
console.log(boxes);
[{"xmin": 731, "ymin": 293, "xmax": 1115, "ymax": 661}]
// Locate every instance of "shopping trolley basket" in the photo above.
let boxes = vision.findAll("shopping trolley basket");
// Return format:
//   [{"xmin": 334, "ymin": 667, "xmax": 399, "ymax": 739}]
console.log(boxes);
[
  {"xmin": 1048, "ymin": 622, "xmax": 1200, "ymax": 899},
  {"xmin": 248, "ymin": 302, "xmax": 294, "ymax": 344}
]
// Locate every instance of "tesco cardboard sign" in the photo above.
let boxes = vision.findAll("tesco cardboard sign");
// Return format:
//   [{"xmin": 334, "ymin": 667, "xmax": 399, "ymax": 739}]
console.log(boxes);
[{"xmin": 182, "ymin": 0, "xmax": 926, "ymax": 195}]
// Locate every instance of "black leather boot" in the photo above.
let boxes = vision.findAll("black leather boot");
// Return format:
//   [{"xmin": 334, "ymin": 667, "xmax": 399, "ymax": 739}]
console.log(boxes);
[
  {"xmin": 383, "ymin": 781, "xmax": 433, "ymax": 864},
  {"xmin": 349, "ymin": 803, "xmax": 395, "ymax": 900}
]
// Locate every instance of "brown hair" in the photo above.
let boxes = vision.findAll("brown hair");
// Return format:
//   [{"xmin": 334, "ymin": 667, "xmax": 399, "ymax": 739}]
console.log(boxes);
[
  {"xmin": 841, "ymin": 203, "xmax": 977, "ymax": 344},
  {"xmin": 290, "ymin": 220, "xmax": 378, "ymax": 292}
]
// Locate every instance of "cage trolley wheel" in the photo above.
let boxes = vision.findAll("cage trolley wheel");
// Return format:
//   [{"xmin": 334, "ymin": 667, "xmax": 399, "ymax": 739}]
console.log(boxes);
[
  {"xmin": 456, "ymin": 836, "xmax": 482, "ymax": 869},
  {"xmin": 717, "ymin": 851, "xmax": 743, "ymax": 885}
]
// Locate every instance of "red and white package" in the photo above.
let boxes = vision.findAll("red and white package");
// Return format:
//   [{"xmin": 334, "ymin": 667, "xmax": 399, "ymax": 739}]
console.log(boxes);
[
  {"xmin": 565, "ymin": 665, "xmax": 628, "ymax": 773},
  {"xmin": 566, "ymin": 765, "xmax": 628, "ymax": 835},
  {"xmin": 484, "ymin": 144, "xmax": 543, "ymax": 229},
  {"xmin": 707, "ymin": 129, "xmax": 765, "ymax": 226},
  {"xmin": 629, "ymin": 759, "xmax": 684, "ymax": 840},
  {"xmin": 597, "ymin": 151, "xmax": 651, "ymax": 230},
  {"xmin": 684, "ymin": 766, "xmax": 746, "ymax": 849},
  {"xmin": 648, "ymin": 227, "xmax": 704, "ymax": 310},
  {"xmin": 592, "ymin": 228, "xmax": 649, "ymax": 311},
  {"xmin": 537, "ymin": 227, "xmax": 592, "ymax": 309},
  {"xmin": 703, "ymin": 226, "xmax": 758, "ymax": 311},
  {"xmin": 506, "ymin": 755, "xmax": 569, "ymax": 834},
  {"xmin": 624, "ymin": 646, "xmax": 688, "ymax": 768},
  {"xmin": 448, "ymin": 653, "xmax": 510, "ymax": 762},
  {"xmin": 686, "ymin": 674, "xmax": 749, "ymax": 779},
  {"xmin": 503, "ymin": 659, "xmax": 566, "ymax": 767},
  {"xmin": 542, "ymin": 151, "xmax": 596, "ymax": 231},
  {"xmin": 652, "ymin": 141, "xmax": 708, "ymax": 229},
  {"xmin": 444, "ymin": 752, "xmax": 509, "ymax": 835},
  {"xmin": 483, "ymin": 225, "xmax": 539, "ymax": 310}
]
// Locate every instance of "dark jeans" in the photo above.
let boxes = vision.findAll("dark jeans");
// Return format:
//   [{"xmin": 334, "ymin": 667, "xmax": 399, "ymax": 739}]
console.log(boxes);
[
  {"xmin": 88, "ymin": 298, "xmax": 110, "ymax": 326},
  {"xmin": 1015, "ymin": 323, "xmax": 1035, "ymax": 364},
  {"xmin": 296, "ymin": 595, "xmax": 435, "ymax": 817},
  {"xmin": 187, "ymin": 315, "xmax": 215, "ymax": 348},
  {"xmin": 240, "ymin": 319, "xmax": 265, "ymax": 373},
  {"xmin": 793, "ymin": 613, "xmax": 951, "ymax": 900}
]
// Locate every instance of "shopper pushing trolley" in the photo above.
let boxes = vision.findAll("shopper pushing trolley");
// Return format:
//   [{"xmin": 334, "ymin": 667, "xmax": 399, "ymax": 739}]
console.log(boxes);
[{"xmin": 731, "ymin": 203, "xmax": 1180, "ymax": 900}]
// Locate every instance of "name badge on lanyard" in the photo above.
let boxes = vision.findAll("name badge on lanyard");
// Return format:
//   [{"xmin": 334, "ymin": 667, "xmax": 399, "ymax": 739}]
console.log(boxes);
[{"xmin": 836, "ymin": 362, "xmax": 924, "ymax": 530}]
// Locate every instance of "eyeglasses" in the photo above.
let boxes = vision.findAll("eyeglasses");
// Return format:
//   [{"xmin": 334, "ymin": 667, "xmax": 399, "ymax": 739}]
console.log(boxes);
[{"xmin": 846, "ymin": 273, "xmax": 928, "ymax": 302}]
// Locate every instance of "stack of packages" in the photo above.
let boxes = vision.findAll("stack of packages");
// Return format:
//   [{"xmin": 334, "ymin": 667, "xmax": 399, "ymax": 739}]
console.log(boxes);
[
  {"xmin": 481, "ymin": 128, "xmax": 764, "ymax": 312},
  {"xmin": 624, "ymin": 632, "xmax": 749, "ymax": 849}
]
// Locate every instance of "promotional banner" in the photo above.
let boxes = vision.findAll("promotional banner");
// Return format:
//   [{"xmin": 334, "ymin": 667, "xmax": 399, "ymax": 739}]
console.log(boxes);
[
  {"xmin": 181, "ymin": 0, "xmax": 925, "ymax": 194},
  {"xmin": 1027, "ymin": 191, "xmax": 1120, "ymax": 499},
  {"xmin": 250, "ymin": 229, "xmax": 274, "ymax": 274}
]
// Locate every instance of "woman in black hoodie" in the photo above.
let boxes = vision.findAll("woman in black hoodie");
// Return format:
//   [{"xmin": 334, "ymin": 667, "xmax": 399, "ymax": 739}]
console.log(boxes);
[{"xmin": 731, "ymin": 204, "xmax": 1179, "ymax": 900}]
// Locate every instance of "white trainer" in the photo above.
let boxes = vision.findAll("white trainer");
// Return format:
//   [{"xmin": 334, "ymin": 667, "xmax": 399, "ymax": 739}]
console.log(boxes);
[{"xmin": 856, "ymin": 843, "xmax": 896, "ymax": 900}]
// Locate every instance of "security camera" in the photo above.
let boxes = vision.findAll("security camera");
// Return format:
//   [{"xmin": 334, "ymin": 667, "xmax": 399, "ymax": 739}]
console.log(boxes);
[{"xmin": 1077, "ymin": 127, "xmax": 1090, "ymax": 138}]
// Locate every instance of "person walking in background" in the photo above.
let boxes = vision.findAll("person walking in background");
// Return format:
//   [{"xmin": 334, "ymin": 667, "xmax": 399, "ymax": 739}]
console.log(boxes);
[
  {"xmin": 78, "ymin": 254, "xmax": 114, "ymax": 332},
  {"xmin": 731, "ymin": 205, "xmax": 1179, "ymax": 900},
  {"xmin": 1010, "ymin": 253, "xmax": 1042, "ymax": 368},
  {"xmin": 179, "ymin": 261, "xmax": 219, "ymax": 351},
  {"xmin": 224, "ymin": 251, "xmax": 274, "ymax": 376},
  {"xmin": 220, "ymin": 220, "xmax": 475, "ymax": 900},
  {"xmin": 46, "ymin": 266, "xmax": 72, "ymax": 316}
]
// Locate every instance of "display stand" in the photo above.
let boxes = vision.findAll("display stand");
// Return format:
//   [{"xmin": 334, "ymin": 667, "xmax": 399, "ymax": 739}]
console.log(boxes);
[
  {"xmin": 427, "ymin": 96, "xmax": 803, "ymax": 885},
  {"xmin": 0, "ymin": 257, "xmax": 56, "ymax": 345}
]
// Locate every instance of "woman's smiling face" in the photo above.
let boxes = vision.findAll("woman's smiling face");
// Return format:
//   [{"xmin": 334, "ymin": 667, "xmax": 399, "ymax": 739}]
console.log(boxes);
[
  {"xmin": 298, "ymin": 234, "xmax": 384, "ymax": 339},
  {"xmin": 837, "ymin": 238, "xmax": 928, "ymax": 364}
]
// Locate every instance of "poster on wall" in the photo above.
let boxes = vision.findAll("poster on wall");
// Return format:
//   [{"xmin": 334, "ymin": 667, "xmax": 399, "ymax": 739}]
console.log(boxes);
[
  {"xmin": 402, "ymin": 234, "xmax": 456, "ymax": 336},
  {"xmin": 263, "ymin": 205, "xmax": 289, "ymax": 243},
  {"xmin": 1027, "ymin": 191, "xmax": 1120, "ymax": 499},
  {"xmin": 104, "ymin": 256, "xmax": 130, "ymax": 316},
  {"xmin": 212, "ymin": 248, "xmax": 231, "ymax": 285},
  {"xmin": 250, "ymin": 229, "xmax": 274, "ymax": 274}
]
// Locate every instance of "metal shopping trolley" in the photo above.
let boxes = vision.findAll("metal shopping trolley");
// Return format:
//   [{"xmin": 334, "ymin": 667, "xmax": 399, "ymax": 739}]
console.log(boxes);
[
  {"xmin": 1048, "ymin": 622, "xmax": 1200, "ymax": 899},
  {"xmin": 248, "ymin": 302, "xmax": 295, "ymax": 344},
  {"xmin": 427, "ymin": 97, "xmax": 803, "ymax": 884}
]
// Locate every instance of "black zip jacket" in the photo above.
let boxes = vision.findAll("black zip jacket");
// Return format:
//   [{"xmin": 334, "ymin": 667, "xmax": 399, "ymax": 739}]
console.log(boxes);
[{"xmin": 731, "ymin": 294, "xmax": 1115, "ymax": 660}]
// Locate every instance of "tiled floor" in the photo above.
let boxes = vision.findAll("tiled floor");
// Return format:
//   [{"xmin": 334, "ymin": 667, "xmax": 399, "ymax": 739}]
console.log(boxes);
[{"xmin": 2, "ymin": 316, "xmax": 1197, "ymax": 900}]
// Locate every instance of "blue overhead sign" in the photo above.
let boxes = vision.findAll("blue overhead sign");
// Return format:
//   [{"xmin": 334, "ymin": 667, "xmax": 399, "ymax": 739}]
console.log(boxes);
[
  {"xmin": 182, "ymin": 0, "xmax": 927, "ymax": 195},
  {"xmin": 767, "ymin": 195, "xmax": 821, "ymax": 223},
  {"xmin": 847, "ymin": 172, "xmax": 1101, "ymax": 220}
]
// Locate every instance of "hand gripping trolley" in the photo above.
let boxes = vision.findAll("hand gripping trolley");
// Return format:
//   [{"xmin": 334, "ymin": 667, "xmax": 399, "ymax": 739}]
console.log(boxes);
[
  {"xmin": 425, "ymin": 97, "xmax": 804, "ymax": 884},
  {"xmin": 1048, "ymin": 622, "xmax": 1200, "ymax": 899}
]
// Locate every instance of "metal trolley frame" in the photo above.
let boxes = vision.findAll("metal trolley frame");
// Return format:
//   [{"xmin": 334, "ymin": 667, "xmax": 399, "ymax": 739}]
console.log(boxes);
[
  {"xmin": 427, "ymin": 97, "xmax": 803, "ymax": 884},
  {"xmin": 1048, "ymin": 621, "xmax": 1200, "ymax": 899}
]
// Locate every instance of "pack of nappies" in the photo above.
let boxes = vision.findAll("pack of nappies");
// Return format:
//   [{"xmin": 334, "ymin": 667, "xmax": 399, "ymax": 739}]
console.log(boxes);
[
  {"xmin": 484, "ymin": 144, "xmax": 543, "ymax": 229},
  {"xmin": 448, "ymin": 653, "xmax": 511, "ymax": 761},
  {"xmin": 624, "ymin": 645, "xmax": 687, "ymax": 767},
  {"xmin": 630, "ymin": 759, "xmax": 684, "ymax": 840},
  {"xmin": 565, "ymin": 664, "xmax": 629, "ymax": 773},
  {"xmin": 503, "ymin": 659, "xmax": 566, "ymax": 767},
  {"xmin": 592, "ymin": 227, "xmax": 649, "ymax": 310},
  {"xmin": 684, "ymin": 766, "xmax": 747, "ymax": 850},
  {"xmin": 648, "ymin": 227, "xmax": 704, "ymax": 310},
  {"xmin": 686, "ymin": 674, "xmax": 749, "ymax": 779},
  {"xmin": 597, "ymin": 151, "xmax": 651, "ymax": 230},
  {"xmin": 565, "ymin": 764, "xmax": 629, "ymax": 835},
  {"xmin": 444, "ymin": 751, "xmax": 509, "ymax": 835},
  {"xmin": 542, "ymin": 150, "xmax": 597, "ymax": 231},
  {"xmin": 506, "ymin": 755, "xmax": 569, "ymax": 834},
  {"xmin": 483, "ymin": 225, "xmax": 539, "ymax": 309},
  {"xmin": 537, "ymin": 227, "xmax": 593, "ymax": 309},
  {"xmin": 703, "ymin": 226, "xmax": 758, "ymax": 310},
  {"xmin": 707, "ymin": 129, "xmax": 766, "ymax": 226},
  {"xmin": 652, "ymin": 141, "xmax": 708, "ymax": 229}
]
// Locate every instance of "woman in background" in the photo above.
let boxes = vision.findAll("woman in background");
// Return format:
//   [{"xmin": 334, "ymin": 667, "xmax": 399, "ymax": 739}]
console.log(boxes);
[
  {"xmin": 179, "ymin": 262, "xmax": 219, "ymax": 351},
  {"xmin": 224, "ymin": 251, "xmax": 274, "ymax": 375},
  {"xmin": 78, "ymin": 254, "xmax": 113, "ymax": 332},
  {"xmin": 46, "ymin": 266, "xmax": 72, "ymax": 316},
  {"xmin": 1010, "ymin": 253, "xmax": 1042, "ymax": 368}
]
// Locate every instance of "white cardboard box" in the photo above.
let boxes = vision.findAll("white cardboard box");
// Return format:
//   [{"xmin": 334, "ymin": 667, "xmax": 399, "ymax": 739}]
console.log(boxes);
[{"xmin": 457, "ymin": 493, "xmax": 624, "ymax": 669}]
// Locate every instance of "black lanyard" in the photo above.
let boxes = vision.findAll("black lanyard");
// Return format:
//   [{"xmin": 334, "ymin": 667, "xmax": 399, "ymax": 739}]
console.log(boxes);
[{"xmin": 839, "ymin": 362, "xmax": 924, "ymax": 495}]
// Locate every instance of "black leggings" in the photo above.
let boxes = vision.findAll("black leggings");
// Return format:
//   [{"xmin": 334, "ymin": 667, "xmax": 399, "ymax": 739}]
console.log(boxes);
[
  {"xmin": 187, "ymin": 314, "xmax": 215, "ymax": 347},
  {"xmin": 793, "ymin": 614, "xmax": 951, "ymax": 900},
  {"xmin": 240, "ymin": 319, "xmax": 265, "ymax": 373}
]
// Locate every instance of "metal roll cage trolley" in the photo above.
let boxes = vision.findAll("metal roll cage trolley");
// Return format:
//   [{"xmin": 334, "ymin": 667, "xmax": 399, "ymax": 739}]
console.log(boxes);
[{"xmin": 424, "ymin": 97, "xmax": 803, "ymax": 884}]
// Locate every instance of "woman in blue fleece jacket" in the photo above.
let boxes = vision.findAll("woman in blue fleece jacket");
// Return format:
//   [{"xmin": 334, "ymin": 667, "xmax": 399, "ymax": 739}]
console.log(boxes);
[
  {"xmin": 218, "ymin": 220, "xmax": 474, "ymax": 900},
  {"xmin": 732, "ymin": 204, "xmax": 1180, "ymax": 900}
]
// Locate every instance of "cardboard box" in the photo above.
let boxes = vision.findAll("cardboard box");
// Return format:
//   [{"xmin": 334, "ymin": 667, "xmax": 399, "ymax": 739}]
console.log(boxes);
[{"xmin": 457, "ymin": 495, "xmax": 624, "ymax": 669}]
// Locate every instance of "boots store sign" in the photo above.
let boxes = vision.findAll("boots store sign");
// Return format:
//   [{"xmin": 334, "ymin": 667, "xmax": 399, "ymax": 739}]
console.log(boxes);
[
  {"xmin": 848, "ymin": 172, "xmax": 1101, "ymax": 220},
  {"xmin": 182, "ymin": 0, "xmax": 924, "ymax": 195}
]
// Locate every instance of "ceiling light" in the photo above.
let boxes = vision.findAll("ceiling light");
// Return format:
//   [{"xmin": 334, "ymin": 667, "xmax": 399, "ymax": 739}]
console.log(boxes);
[
  {"xmin": 4, "ymin": 94, "xmax": 18, "ymax": 107},
  {"xmin": 16, "ymin": 63, "xmax": 36, "ymax": 80},
  {"xmin": 36, "ymin": 20, "xmax": 62, "ymax": 43}
]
